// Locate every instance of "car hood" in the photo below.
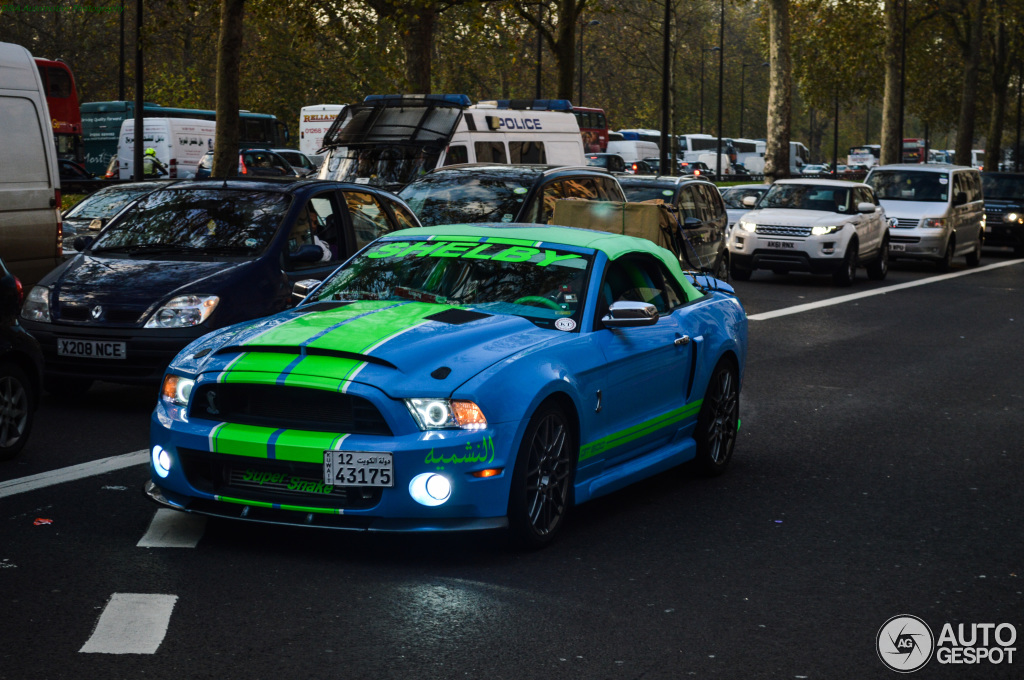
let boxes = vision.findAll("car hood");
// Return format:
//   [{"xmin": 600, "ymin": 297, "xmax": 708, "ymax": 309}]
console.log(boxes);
[
  {"xmin": 171, "ymin": 300, "xmax": 556, "ymax": 398},
  {"xmin": 876, "ymin": 200, "xmax": 948, "ymax": 219},
  {"xmin": 743, "ymin": 208, "xmax": 852, "ymax": 226},
  {"xmin": 53, "ymin": 255, "xmax": 248, "ymax": 310}
]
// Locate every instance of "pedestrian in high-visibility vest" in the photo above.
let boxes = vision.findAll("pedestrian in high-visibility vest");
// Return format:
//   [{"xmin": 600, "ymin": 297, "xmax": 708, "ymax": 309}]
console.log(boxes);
[{"xmin": 143, "ymin": 148, "xmax": 168, "ymax": 178}]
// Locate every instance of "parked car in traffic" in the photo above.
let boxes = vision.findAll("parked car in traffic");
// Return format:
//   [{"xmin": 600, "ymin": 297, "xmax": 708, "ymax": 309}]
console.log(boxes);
[
  {"xmin": 727, "ymin": 178, "xmax": 889, "ymax": 285},
  {"xmin": 865, "ymin": 164, "xmax": 984, "ymax": 270},
  {"xmin": 980, "ymin": 172, "xmax": 1024, "ymax": 256},
  {"xmin": 398, "ymin": 164, "xmax": 626, "ymax": 226},
  {"xmin": 720, "ymin": 184, "xmax": 770, "ymax": 229},
  {"xmin": 802, "ymin": 164, "xmax": 827, "ymax": 175},
  {"xmin": 20, "ymin": 178, "xmax": 421, "ymax": 395},
  {"xmin": 272, "ymin": 149, "xmax": 318, "ymax": 177},
  {"xmin": 60, "ymin": 180, "xmax": 178, "ymax": 257},
  {"xmin": 195, "ymin": 149, "xmax": 302, "ymax": 179},
  {"xmin": 145, "ymin": 223, "xmax": 748, "ymax": 546},
  {"xmin": 617, "ymin": 174, "xmax": 730, "ymax": 279},
  {"xmin": 585, "ymin": 153, "xmax": 626, "ymax": 173},
  {"xmin": 58, "ymin": 159, "xmax": 107, "ymax": 194},
  {"xmin": 0, "ymin": 255, "xmax": 44, "ymax": 460}
]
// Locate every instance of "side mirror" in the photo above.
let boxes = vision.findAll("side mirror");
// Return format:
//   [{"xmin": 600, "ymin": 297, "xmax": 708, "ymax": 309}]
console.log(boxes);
[
  {"xmin": 857, "ymin": 201, "xmax": 876, "ymax": 214},
  {"xmin": 290, "ymin": 244, "xmax": 324, "ymax": 263},
  {"xmin": 953, "ymin": 191, "xmax": 968, "ymax": 206},
  {"xmin": 682, "ymin": 216, "xmax": 703, "ymax": 229},
  {"xmin": 742, "ymin": 195, "xmax": 758, "ymax": 207},
  {"xmin": 292, "ymin": 278, "xmax": 321, "ymax": 305},
  {"xmin": 601, "ymin": 301, "xmax": 659, "ymax": 328},
  {"xmin": 73, "ymin": 235, "xmax": 94, "ymax": 252}
]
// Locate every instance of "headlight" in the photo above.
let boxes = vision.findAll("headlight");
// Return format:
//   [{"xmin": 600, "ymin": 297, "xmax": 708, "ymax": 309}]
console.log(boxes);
[
  {"xmin": 161, "ymin": 374, "xmax": 195, "ymax": 406},
  {"xmin": 810, "ymin": 224, "xmax": 843, "ymax": 236},
  {"xmin": 405, "ymin": 398, "xmax": 488, "ymax": 430},
  {"xmin": 144, "ymin": 295, "xmax": 219, "ymax": 328},
  {"xmin": 739, "ymin": 220, "xmax": 756, "ymax": 233},
  {"xmin": 1005, "ymin": 212, "xmax": 1020, "ymax": 223},
  {"xmin": 923, "ymin": 218, "xmax": 946, "ymax": 228},
  {"xmin": 21, "ymin": 285, "xmax": 51, "ymax": 322}
]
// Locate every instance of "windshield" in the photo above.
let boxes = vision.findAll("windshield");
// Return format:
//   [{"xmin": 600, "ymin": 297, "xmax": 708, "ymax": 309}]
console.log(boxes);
[
  {"xmin": 64, "ymin": 186, "xmax": 154, "ymax": 220},
  {"xmin": 760, "ymin": 184, "xmax": 853, "ymax": 212},
  {"xmin": 320, "ymin": 145, "xmax": 440, "ymax": 188},
  {"xmin": 721, "ymin": 186, "xmax": 768, "ymax": 209},
  {"xmin": 89, "ymin": 188, "xmax": 290, "ymax": 255},
  {"xmin": 865, "ymin": 170, "xmax": 949, "ymax": 202},
  {"xmin": 398, "ymin": 175, "xmax": 532, "ymax": 226},
  {"xmin": 981, "ymin": 174, "xmax": 1024, "ymax": 200},
  {"xmin": 310, "ymin": 238, "xmax": 592, "ymax": 330},
  {"xmin": 621, "ymin": 184, "xmax": 676, "ymax": 203}
]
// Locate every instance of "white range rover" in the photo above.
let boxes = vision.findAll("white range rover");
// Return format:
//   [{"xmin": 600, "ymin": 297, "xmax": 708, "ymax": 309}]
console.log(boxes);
[{"xmin": 727, "ymin": 178, "xmax": 889, "ymax": 286}]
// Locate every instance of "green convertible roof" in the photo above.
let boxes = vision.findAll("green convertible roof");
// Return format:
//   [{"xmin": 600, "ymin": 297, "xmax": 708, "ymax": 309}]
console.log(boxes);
[{"xmin": 390, "ymin": 223, "xmax": 703, "ymax": 301}]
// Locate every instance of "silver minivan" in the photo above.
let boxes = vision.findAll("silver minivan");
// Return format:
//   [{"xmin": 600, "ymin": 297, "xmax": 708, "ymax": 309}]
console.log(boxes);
[
  {"xmin": 0, "ymin": 42, "xmax": 62, "ymax": 285},
  {"xmin": 865, "ymin": 164, "xmax": 984, "ymax": 270}
]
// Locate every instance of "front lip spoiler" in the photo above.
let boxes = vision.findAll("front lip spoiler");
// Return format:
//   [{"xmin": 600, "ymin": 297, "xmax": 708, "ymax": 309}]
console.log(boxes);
[{"xmin": 144, "ymin": 480, "xmax": 509, "ymax": 533}]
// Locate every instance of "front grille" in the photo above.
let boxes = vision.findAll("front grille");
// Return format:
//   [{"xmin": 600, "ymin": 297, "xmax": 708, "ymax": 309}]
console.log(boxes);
[
  {"xmin": 893, "ymin": 218, "xmax": 919, "ymax": 228},
  {"xmin": 58, "ymin": 303, "xmax": 143, "ymax": 324},
  {"xmin": 189, "ymin": 383, "xmax": 392, "ymax": 436},
  {"xmin": 755, "ymin": 225, "xmax": 811, "ymax": 237},
  {"xmin": 178, "ymin": 448, "xmax": 382, "ymax": 509},
  {"xmin": 889, "ymin": 235, "xmax": 921, "ymax": 244}
]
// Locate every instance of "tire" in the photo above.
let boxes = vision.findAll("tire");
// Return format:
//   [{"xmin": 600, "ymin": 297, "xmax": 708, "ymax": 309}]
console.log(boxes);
[
  {"xmin": 965, "ymin": 239, "xmax": 981, "ymax": 267},
  {"xmin": 937, "ymin": 239, "xmax": 954, "ymax": 272},
  {"xmin": 713, "ymin": 251, "xmax": 730, "ymax": 282},
  {"xmin": 866, "ymin": 237, "xmax": 889, "ymax": 280},
  {"xmin": 45, "ymin": 376, "xmax": 94, "ymax": 400},
  {"xmin": 832, "ymin": 241, "xmax": 857, "ymax": 287},
  {"xmin": 0, "ymin": 363, "xmax": 35, "ymax": 461},
  {"xmin": 730, "ymin": 262, "xmax": 752, "ymax": 281},
  {"xmin": 693, "ymin": 360, "xmax": 739, "ymax": 477},
  {"xmin": 508, "ymin": 404, "xmax": 576, "ymax": 548}
]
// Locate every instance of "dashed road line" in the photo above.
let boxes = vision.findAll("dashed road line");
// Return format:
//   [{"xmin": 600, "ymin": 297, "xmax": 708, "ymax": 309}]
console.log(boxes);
[
  {"xmin": 80, "ymin": 593, "xmax": 178, "ymax": 654},
  {"xmin": 138, "ymin": 509, "xmax": 206, "ymax": 548},
  {"xmin": 0, "ymin": 450, "xmax": 148, "ymax": 499},
  {"xmin": 746, "ymin": 259, "xmax": 1023, "ymax": 321}
]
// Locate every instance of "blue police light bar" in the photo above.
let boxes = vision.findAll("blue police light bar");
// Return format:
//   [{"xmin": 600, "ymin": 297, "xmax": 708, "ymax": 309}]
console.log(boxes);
[
  {"xmin": 363, "ymin": 94, "xmax": 472, "ymax": 107},
  {"xmin": 486, "ymin": 98, "xmax": 573, "ymax": 111}
]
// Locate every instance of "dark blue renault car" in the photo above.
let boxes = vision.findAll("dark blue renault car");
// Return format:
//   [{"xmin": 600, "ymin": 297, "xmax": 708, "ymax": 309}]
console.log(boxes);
[{"xmin": 21, "ymin": 178, "xmax": 420, "ymax": 395}]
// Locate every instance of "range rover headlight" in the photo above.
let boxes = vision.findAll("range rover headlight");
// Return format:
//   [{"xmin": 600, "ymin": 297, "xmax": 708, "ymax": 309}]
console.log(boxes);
[
  {"xmin": 1005, "ymin": 212, "xmax": 1021, "ymax": 223},
  {"xmin": 810, "ymin": 225, "xmax": 843, "ymax": 236},
  {"xmin": 406, "ymin": 399, "xmax": 487, "ymax": 430},
  {"xmin": 738, "ymin": 220, "xmax": 756, "ymax": 233},
  {"xmin": 145, "ymin": 295, "xmax": 220, "ymax": 328},
  {"xmin": 21, "ymin": 285, "xmax": 51, "ymax": 322}
]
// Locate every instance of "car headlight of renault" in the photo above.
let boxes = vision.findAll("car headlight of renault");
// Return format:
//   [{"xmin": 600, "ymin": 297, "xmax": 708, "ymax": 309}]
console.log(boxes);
[
  {"xmin": 145, "ymin": 295, "xmax": 220, "ymax": 328},
  {"xmin": 406, "ymin": 399, "xmax": 488, "ymax": 430},
  {"xmin": 21, "ymin": 286, "xmax": 51, "ymax": 322}
]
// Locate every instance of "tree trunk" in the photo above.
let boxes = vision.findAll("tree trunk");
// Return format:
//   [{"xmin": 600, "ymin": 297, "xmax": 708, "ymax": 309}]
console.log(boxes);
[
  {"xmin": 212, "ymin": 0, "xmax": 245, "ymax": 179},
  {"xmin": 879, "ymin": 0, "xmax": 901, "ymax": 165},
  {"xmin": 402, "ymin": 6, "xmax": 436, "ymax": 93},
  {"xmin": 764, "ymin": 0, "xmax": 791, "ymax": 181},
  {"xmin": 955, "ymin": 0, "xmax": 987, "ymax": 166},
  {"xmin": 553, "ymin": 0, "xmax": 579, "ymax": 100},
  {"xmin": 984, "ymin": 5, "xmax": 1009, "ymax": 171}
]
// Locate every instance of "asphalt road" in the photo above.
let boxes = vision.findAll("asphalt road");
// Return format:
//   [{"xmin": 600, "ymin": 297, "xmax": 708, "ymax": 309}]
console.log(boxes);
[{"xmin": 1, "ymin": 250, "xmax": 1022, "ymax": 679}]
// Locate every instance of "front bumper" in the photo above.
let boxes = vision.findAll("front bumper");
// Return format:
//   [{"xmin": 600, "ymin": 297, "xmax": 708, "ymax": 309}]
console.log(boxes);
[
  {"xmin": 982, "ymin": 217, "xmax": 1024, "ymax": 248},
  {"xmin": 887, "ymin": 229, "xmax": 947, "ymax": 260},
  {"xmin": 729, "ymin": 231, "xmax": 851, "ymax": 274}
]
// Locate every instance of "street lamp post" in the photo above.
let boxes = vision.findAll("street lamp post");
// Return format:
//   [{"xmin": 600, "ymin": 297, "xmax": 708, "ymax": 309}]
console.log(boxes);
[
  {"xmin": 700, "ymin": 46, "xmax": 719, "ymax": 135},
  {"xmin": 578, "ymin": 19, "xmax": 600, "ymax": 106},
  {"xmin": 715, "ymin": 0, "xmax": 724, "ymax": 179}
]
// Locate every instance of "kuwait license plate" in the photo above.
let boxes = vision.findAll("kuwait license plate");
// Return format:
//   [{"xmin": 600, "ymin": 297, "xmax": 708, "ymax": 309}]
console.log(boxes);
[
  {"xmin": 56, "ymin": 338, "xmax": 126, "ymax": 359},
  {"xmin": 889, "ymin": 243, "xmax": 906, "ymax": 252},
  {"xmin": 765, "ymin": 240, "xmax": 795, "ymax": 249},
  {"xmin": 323, "ymin": 451, "xmax": 393, "ymax": 487}
]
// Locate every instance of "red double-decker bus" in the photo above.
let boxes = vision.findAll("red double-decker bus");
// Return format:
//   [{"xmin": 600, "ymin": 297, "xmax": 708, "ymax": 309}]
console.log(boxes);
[
  {"xmin": 902, "ymin": 138, "xmax": 926, "ymax": 164},
  {"xmin": 573, "ymin": 106, "xmax": 608, "ymax": 153},
  {"xmin": 34, "ymin": 58, "xmax": 81, "ymax": 163}
]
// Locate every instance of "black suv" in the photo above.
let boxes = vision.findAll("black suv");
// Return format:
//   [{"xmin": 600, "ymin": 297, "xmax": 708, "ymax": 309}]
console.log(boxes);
[
  {"xmin": 981, "ymin": 172, "xmax": 1024, "ymax": 256},
  {"xmin": 21, "ymin": 179, "xmax": 421, "ymax": 393},
  {"xmin": 617, "ymin": 175, "xmax": 730, "ymax": 279},
  {"xmin": 398, "ymin": 164, "xmax": 626, "ymax": 226},
  {"xmin": 0, "ymin": 256, "xmax": 43, "ymax": 459}
]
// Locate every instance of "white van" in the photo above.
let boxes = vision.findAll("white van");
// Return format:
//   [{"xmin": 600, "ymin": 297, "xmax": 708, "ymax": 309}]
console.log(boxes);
[
  {"xmin": 606, "ymin": 140, "xmax": 660, "ymax": 164},
  {"xmin": 117, "ymin": 117, "xmax": 216, "ymax": 179},
  {"xmin": 440, "ymin": 102, "xmax": 586, "ymax": 166},
  {"xmin": 299, "ymin": 104, "xmax": 345, "ymax": 159},
  {"xmin": 0, "ymin": 42, "xmax": 62, "ymax": 284}
]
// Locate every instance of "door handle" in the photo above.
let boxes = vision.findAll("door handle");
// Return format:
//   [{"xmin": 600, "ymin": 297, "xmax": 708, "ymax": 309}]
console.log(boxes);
[{"xmin": 674, "ymin": 335, "xmax": 690, "ymax": 346}]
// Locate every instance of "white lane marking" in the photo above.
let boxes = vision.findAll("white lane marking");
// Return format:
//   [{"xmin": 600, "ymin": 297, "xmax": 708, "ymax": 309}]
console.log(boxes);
[
  {"xmin": 0, "ymin": 450, "xmax": 148, "ymax": 499},
  {"xmin": 747, "ymin": 259, "xmax": 1024, "ymax": 321},
  {"xmin": 80, "ymin": 593, "xmax": 178, "ymax": 654},
  {"xmin": 137, "ymin": 509, "xmax": 206, "ymax": 548}
]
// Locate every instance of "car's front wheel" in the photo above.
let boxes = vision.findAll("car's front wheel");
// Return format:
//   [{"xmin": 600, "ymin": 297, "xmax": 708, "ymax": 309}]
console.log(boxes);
[
  {"xmin": 0, "ymin": 362, "xmax": 35, "ymax": 461},
  {"xmin": 966, "ymin": 238, "xmax": 982, "ymax": 267},
  {"xmin": 832, "ymin": 241, "xmax": 857, "ymax": 286},
  {"xmin": 693, "ymin": 359, "xmax": 739, "ymax": 476},
  {"xmin": 937, "ymin": 238, "xmax": 955, "ymax": 272},
  {"xmin": 508, "ymin": 404, "xmax": 576, "ymax": 548},
  {"xmin": 866, "ymin": 237, "xmax": 889, "ymax": 280},
  {"xmin": 730, "ymin": 261, "xmax": 752, "ymax": 281}
]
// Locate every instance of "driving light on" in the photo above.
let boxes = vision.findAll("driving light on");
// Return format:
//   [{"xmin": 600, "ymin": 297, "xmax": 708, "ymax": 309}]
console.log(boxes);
[
  {"xmin": 470, "ymin": 468, "xmax": 503, "ymax": 478},
  {"xmin": 161, "ymin": 375, "xmax": 195, "ymax": 406},
  {"xmin": 810, "ymin": 225, "xmax": 842, "ymax": 236},
  {"xmin": 739, "ymin": 220, "xmax": 756, "ymax": 232},
  {"xmin": 406, "ymin": 398, "xmax": 487, "ymax": 430},
  {"xmin": 152, "ymin": 445, "xmax": 172, "ymax": 478},
  {"xmin": 409, "ymin": 473, "xmax": 451, "ymax": 506},
  {"xmin": 1006, "ymin": 212, "xmax": 1020, "ymax": 223},
  {"xmin": 451, "ymin": 400, "xmax": 488, "ymax": 430}
]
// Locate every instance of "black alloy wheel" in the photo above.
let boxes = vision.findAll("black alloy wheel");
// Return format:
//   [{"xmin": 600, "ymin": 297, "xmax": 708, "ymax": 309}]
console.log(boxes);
[{"xmin": 693, "ymin": 360, "xmax": 739, "ymax": 476}]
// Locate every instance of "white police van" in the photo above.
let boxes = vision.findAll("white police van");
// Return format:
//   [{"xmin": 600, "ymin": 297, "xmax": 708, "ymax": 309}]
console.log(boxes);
[{"xmin": 317, "ymin": 95, "xmax": 585, "ymax": 189}]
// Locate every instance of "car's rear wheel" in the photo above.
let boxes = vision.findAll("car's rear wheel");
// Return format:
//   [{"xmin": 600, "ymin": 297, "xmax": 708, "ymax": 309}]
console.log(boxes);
[
  {"xmin": 713, "ymin": 252, "xmax": 730, "ymax": 281},
  {"xmin": 866, "ymin": 237, "xmax": 889, "ymax": 280},
  {"xmin": 693, "ymin": 359, "xmax": 739, "ymax": 477},
  {"xmin": 508, "ymin": 404, "xmax": 576, "ymax": 548},
  {"xmin": 832, "ymin": 241, "xmax": 857, "ymax": 286},
  {"xmin": 0, "ymin": 363, "xmax": 35, "ymax": 461},
  {"xmin": 966, "ymin": 239, "xmax": 982, "ymax": 267}
]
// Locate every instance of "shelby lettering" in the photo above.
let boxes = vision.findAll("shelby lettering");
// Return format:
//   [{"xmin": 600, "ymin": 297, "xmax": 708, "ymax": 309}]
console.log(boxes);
[{"xmin": 367, "ymin": 241, "xmax": 581, "ymax": 267}]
